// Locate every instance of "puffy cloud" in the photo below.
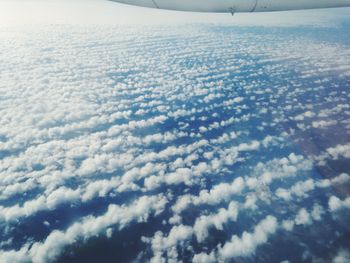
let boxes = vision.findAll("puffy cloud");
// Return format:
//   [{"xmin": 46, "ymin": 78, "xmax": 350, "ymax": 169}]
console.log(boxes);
[
  {"xmin": 311, "ymin": 204, "xmax": 325, "ymax": 221},
  {"xmin": 332, "ymin": 249, "xmax": 350, "ymax": 263},
  {"xmin": 294, "ymin": 111, "xmax": 315, "ymax": 121},
  {"xmin": 0, "ymin": 186, "xmax": 81, "ymax": 222},
  {"xmin": 275, "ymin": 179, "xmax": 315, "ymax": 201},
  {"xmin": 0, "ymin": 178, "xmax": 37, "ymax": 201},
  {"xmin": 251, "ymin": 153, "xmax": 313, "ymax": 186},
  {"xmin": 46, "ymin": 187, "xmax": 81, "ymax": 209},
  {"xmin": 0, "ymin": 195, "xmax": 167, "ymax": 263},
  {"xmin": 194, "ymin": 201, "xmax": 239, "ymax": 242},
  {"xmin": 172, "ymin": 177, "xmax": 245, "ymax": 214},
  {"xmin": 295, "ymin": 208, "xmax": 312, "ymax": 226},
  {"xmin": 1, "ymin": 16, "xmax": 350, "ymax": 263},
  {"xmin": 312, "ymin": 120, "xmax": 337, "ymax": 129},
  {"xmin": 324, "ymin": 143, "xmax": 350, "ymax": 161},
  {"xmin": 328, "ymin": 196, "xmax": 350, "ymax": 212},
  {"xmin": 281, "ymin": 204, "xmax": 324, "ymax": 231},
  {"xmin": 218, "ymin": 216, "xmax": 278, "ymax": 260},
  {"xmin": 0, "ymin": 196, "xmax": 47, "ymax": 222},
  {"xmin": 192, "ymin": 252, "xmax": 216, "ymax": 263},
  {"xmin": 317, "ymin": 173, "xmax": 350, "ymax": 188},
  {"xmin": 194, "ymin": 177, "xmax": 245, "ymax": 206},
  {"xmin": 172, "ymin": 195, "xmax": 193, "ymax": 214},
  {"xmin": 144, "ymin": 224, "xmax": 194, "ymax": 263}
]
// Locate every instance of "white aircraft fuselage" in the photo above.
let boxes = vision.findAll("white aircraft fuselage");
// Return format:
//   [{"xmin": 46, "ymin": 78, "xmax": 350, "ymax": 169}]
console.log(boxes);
[{"xmin": 110, "ymin": 0, "xmax": 350, "ymax": 13}]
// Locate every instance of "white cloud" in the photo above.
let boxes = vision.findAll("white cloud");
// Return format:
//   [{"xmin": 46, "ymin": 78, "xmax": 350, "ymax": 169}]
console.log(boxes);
[
  {"xmin": 312, "ymin": 120, "xmax": 337, "ymax": 129},
  {"xmin": 328, "ymin": 196, "xmax": 350, "ymax": 212},
  {"xmin": 294, "ymin": 111, "xmax": 315, "ymax": 121},
  {"xmin": 0, "ymin": 195, "xmax": 167, "ymax": 263},
  {"xmin": 192, "ymin": 252, "xmax": 216, "ymax": 263},
  {"xmin": 193, "ymin": 201, "xmax": 239, "ymax": 242},
  {"xmin": 0, "ymin": 186, "xmax": 82, "ymax": 222},
  {"xmin": 0, "ymin": 7, "xmax": 350, "ymax": 262},
  {"xmin": 295, "ymin": 208, "xmax": 312, "ymax": 226},
  {"xmin": 327, "ymin": 143, "xmax": 350, "ymax": 160},
  {"xmin": 281, "ymin": 204, "xmax": 324, "ymax": 232},
  {"xmin": 275, "ymin": 179, "xmax": 315, "ymax": 201},
  {"xmin": 251, "ymin": 154, "xmax": 313, "ymax": 186},
  {"xmin": 333, "ymin": 249, "xmax": 350, "ymax": 263},
  {"xmin": 144, "ymin": 224, "xmax": 193, "ymax": 263},
  {"xmin": 194, "ymin": 177, "xmax": 245, "ymax": 206},
  {"xmin": 218, "ymin": 216, "xmax": 278, "ymax": 260},
  {"xmin": 311, "ymin": 204, "xmax": 325, "ymax": 221}
]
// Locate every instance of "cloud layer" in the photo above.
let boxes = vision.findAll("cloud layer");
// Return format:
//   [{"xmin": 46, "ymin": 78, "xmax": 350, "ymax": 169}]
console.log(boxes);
[{"xmin": 1, "ymin": 12, "xmax": 350, "ymax": 263}]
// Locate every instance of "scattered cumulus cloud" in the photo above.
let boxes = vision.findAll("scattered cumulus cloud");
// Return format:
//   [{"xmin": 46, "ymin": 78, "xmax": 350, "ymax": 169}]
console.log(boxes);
[{"xmin": 0, "ymin": 9, "xmax": 350, "ymax": 262}]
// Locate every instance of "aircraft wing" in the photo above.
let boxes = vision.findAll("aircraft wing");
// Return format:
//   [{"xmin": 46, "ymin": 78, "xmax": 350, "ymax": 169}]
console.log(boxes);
[{"xmin": 109, "ymin": 0, "xmax": 350, "ymax": 13}]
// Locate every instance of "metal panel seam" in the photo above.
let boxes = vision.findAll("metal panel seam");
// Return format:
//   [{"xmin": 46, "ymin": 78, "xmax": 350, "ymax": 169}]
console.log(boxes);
[
  {"xmin": 152, "ymin": 0, "xmax": 159, "ymax": 8},
  {"xmin": 251, "ymin": 0, "xmax": 259, "ymax": 12}
]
